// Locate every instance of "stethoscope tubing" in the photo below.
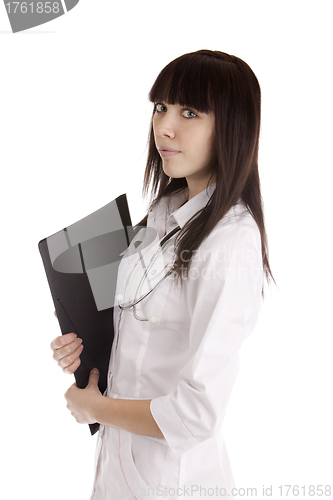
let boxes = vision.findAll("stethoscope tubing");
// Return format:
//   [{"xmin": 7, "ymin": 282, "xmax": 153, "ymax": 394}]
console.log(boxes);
[{"xmin": 118, "ymin": 225, "xmax": 181, "ymax": 312}]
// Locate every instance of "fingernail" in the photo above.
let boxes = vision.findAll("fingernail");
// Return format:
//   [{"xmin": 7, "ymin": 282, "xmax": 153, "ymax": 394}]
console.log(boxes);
[{"xmin": 92, "ymin": 368, "xmax": 99, "ymax": 374}]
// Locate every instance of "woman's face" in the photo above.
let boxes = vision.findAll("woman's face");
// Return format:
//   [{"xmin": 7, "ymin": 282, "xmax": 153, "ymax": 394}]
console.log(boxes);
[{"xmin": 152, "ymin": 102, "xmax": 217, "ymax": 195}]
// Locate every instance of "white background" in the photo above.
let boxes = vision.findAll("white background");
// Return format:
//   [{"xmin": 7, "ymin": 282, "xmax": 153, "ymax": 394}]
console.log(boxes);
[{"xmin": 1, "ymin": 1, "xmax": 332, "ymax": 499}]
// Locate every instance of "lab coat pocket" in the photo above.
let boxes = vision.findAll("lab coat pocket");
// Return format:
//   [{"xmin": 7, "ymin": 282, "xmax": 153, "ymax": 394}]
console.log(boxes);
[
  {"xmin": 119, "ymin": 430, "xmax": 180, "ymax": 499},
  {"xmin": 118, "ymin": 429, "xmax": 152, "ymax": 499}
]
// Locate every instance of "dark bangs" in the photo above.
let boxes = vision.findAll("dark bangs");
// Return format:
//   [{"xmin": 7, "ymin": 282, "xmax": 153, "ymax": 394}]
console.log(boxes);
[{"xmin": 147, "ymin": 51, "xmax": 224, "ymax": 113}]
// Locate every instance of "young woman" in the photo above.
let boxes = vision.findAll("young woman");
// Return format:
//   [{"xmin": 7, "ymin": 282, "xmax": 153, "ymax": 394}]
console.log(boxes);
[{"xmin": 51, "ymin": 49, "xmax": 274, "ymax": 499}]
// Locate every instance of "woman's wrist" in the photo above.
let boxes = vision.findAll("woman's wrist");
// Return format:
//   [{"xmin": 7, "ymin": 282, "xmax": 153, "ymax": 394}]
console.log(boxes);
[
  {"xmin": 93, "ymin": 396, "xmax": 163, "ymax": 438},
  {"xmin": 92, "ymin": 394, "xmax": 112, "ymax": 425}
]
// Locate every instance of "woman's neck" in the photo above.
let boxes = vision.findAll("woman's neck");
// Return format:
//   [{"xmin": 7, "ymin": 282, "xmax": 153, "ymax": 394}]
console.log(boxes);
[{"xmin": 186, "ymin": 172, "xmax": 216, "ymax": 201}]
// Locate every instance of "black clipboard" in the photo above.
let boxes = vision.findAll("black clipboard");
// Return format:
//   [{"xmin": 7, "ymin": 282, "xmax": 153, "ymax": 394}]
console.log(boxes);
[{"xmin": 39, "ymin": 194, "xmax": 133, "ymax": 435}]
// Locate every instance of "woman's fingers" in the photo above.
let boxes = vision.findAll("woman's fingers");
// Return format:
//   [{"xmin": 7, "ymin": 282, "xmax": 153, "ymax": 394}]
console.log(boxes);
[
  {"xmin": 50, "ymin": 332, "xmax": 77, "ymax": 351},
  {"xmin": 56, "ymin": 341, "xmax": 83, "ymax": 372},
  {"xmin": 50, "ymin": 333, "xmax": 83, "ymax": 373},
  {"xmin": 54, "ymin": 310, "xmax": 57, "ymax": 318},
  {"xmin": 63, "ymin": 356, "xmax": 81, "ymax": 375}
]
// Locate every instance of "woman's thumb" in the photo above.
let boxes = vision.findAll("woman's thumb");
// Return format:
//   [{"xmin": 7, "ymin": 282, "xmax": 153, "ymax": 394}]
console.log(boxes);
[{"xmin": 89, "ymin": 368, "xmax": 99, "ymax": 381}]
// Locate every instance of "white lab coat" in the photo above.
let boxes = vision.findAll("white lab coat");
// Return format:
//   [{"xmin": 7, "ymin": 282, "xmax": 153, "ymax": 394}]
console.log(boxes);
[{"xmin": 89, "ymin": 184, "xmax": 263, "ymax": 499}]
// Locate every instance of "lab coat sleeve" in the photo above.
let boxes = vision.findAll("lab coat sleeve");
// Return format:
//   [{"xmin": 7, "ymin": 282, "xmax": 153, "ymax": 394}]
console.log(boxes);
[{"xmin": 150, "ymin": 214, "xmax": 264, "ymax": 456}]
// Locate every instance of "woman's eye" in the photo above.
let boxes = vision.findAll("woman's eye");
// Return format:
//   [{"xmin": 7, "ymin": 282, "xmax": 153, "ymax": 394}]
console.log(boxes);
[
  {"xmin": 183, "ymin": 109, "xmax": 197, "ymax": 119},
  {"xmin": 154, "ymin": 103, "xmax": 166, "ymax": 113}
]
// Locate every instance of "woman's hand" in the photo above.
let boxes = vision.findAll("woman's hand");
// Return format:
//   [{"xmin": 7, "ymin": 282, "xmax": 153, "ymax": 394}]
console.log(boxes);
[
  {"xmin": 51, "ymin": 310, "xmax": 83, "ymax": 373},
  {"xmin": 50, "ymin": 330, "xmax": 83, "ymax": 374},
  {"xmin": 65, "ymin": 368, "xmax": 103, "ymax": 424}
]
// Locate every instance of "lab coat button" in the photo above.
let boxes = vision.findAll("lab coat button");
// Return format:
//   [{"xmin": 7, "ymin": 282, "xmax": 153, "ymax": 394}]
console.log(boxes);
[{"xmin": 151, "ymin": 270, "xmax": 156, "ymax": 275}]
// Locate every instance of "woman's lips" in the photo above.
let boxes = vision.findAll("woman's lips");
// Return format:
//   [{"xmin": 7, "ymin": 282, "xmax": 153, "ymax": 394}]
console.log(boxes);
[{"xmin": 159, "ymin": 150, "xmax": 180, "ymax": 157}]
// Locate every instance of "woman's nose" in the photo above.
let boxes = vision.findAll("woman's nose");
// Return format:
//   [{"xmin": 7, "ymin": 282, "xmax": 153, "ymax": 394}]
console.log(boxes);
[{"xmin": 155, "ymin": 112, "xmax": 177, "ymax": 138}]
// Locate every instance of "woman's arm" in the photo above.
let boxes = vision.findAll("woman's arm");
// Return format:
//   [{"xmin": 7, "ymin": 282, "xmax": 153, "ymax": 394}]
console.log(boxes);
[
  {"xmin": 95, "ymin": 395, "xmax": 163, "ymax": 438},
  {"xmin": 64, "ymin": 368, "xmax": 164, "ymax": 438},
  {"xmin": 149, "ymin": 219, "xmax": 264, "ymax": 455}
]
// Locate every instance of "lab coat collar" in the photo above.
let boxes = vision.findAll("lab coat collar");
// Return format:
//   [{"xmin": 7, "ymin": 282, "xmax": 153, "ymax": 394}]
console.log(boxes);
[{"xmin": 168, "ymin": 183, "xmax": 216, "ymax": 229}]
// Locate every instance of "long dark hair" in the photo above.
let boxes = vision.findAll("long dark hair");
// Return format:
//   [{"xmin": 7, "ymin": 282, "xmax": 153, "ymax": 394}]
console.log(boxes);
[{"xmin": 139, "ymin": 49, "xmax": 274, "ymax": 294}]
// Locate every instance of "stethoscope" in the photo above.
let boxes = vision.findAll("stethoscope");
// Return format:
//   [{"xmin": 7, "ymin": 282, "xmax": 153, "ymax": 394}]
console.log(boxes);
[{"xmin": 116, "ymin": 225, "xmax": 181, "ymax": 322}]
